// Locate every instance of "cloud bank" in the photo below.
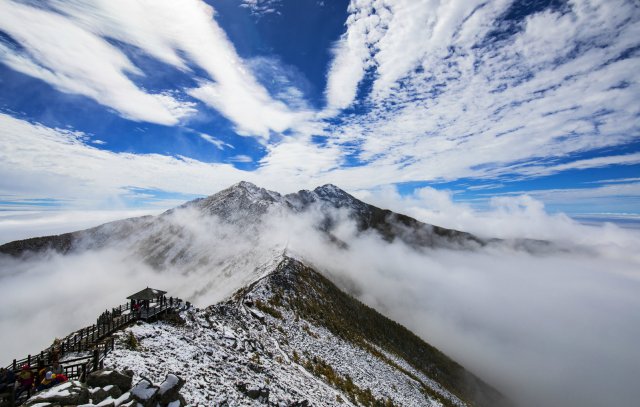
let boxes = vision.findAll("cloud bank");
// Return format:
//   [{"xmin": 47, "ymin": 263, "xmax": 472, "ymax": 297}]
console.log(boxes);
[{"xmin": 1, "ymin": 191, "xmax": 639, "ymax": 406}]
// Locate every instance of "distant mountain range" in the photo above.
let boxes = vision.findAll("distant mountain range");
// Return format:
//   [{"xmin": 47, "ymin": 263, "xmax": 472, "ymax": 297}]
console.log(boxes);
[{"xmin": 1, "ymin": 181, "xmax": 550, "ymax": 258}]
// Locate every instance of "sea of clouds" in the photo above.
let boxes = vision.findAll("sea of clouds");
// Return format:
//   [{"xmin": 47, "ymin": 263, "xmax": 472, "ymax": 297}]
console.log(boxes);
[{"xmin": 1, "ymin": 190, "xmax": 639, "ymax": 406}]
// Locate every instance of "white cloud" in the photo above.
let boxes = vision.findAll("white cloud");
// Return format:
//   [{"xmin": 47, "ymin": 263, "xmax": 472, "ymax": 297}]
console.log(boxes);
[
  {"xmin": 0, "ymin": 113, "xmax": 247, "ymax": 200},
  {"xmin": 0, "ymin": 209, "xmax": 160, "ymax": 245},
  {"xmin": 322, "ymin": 0, "xmax": 640, "ymax": 182},
  {"xmin": 229, "ymin": 154, "xmax": 253, "ymax": 163},
  {"xmin": 198, "ymin": 133, "xmax": 232, "ymax": 150},
  {"xmin": 356, "ymin": 184, "xmax": 640, "ymax": 251},
  {"xmin": 0, "ymin": 113, "xmax": 338, "ymax": 207},
  {"xmin": 51, "ymin": 0, "xmax": 312, "ymax": 138},
  {"xmin": 0, "ymin": 0, "xmax": 313, "ymax": 137},
  {"xmin": 240, "ymin": 0, "xmax": 282, "ymax": 16},
  {"xmin": 323, "ymin": 0, "xmax": 387, "ymax": 112},
  {"xmin": 0, "ymin": 0, "xmax": 195, "ymax": 125}
]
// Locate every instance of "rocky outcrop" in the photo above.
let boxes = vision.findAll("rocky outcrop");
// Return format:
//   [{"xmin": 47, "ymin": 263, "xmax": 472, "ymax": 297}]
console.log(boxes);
[
  {"xmin": 24, "ymin": 371, "xmax": 186, "ymax": 407},
  {"xmin": 23, "ymin": 380, "xmax": 89, "ymax": 406},
  {"xmin": 87, "ymin": 369, "xmax": 133, "ymax": 393},
  {"xmin": 157, "ymin": 374, "xmax": 185, "ymax": 405},
  {"xmin": 128, "ymin": 375, "xmax": 186, "ymax": 407}
]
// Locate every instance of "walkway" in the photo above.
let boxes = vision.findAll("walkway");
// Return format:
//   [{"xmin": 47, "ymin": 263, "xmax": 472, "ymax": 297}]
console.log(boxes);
[{"xmin": 2, "ymin": 296, "xmax": 185, "ymax": 406}]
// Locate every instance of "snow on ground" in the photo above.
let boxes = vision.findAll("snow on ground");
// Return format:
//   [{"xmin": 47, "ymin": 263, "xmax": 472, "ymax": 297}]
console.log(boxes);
[{"xmin": 104, "ymin": 287, "xmax": 454, "ymax": 406}]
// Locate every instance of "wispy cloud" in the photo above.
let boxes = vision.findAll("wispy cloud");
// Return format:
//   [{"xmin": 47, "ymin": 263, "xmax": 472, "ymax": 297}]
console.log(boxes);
[
  {"xmin": 198, "ymin": 133, "xmax": 233, "ymax": 150},
  {"xmin": 240, "ymin": 0, "xmax": 282, "ymax": 16},
  {"xmin": 323, "ymin": 0, "xmax": 640, "ymax": 182},
  {"xmin": 0, "ymin": 0, "xmax": 311, "ymax": 137},
  {"xmin": 0, "ymin": 113, "xmax": 336, "ymax": 204},
  {"xmin": 0, "ymin": 0, "xmax": 195, "ymax": 125},
  {"xmin": 228, "ymin": 154, "xmax": 253, "ymax": 163}
]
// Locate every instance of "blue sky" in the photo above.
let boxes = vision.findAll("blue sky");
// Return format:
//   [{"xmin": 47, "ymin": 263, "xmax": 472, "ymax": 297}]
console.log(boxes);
[{"xmin": 0, "ymin": 0, "xmax": 639, "ymax": 221}]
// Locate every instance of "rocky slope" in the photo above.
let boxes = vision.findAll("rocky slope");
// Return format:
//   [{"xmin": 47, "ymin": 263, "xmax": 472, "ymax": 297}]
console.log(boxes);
[{"xmin": 101, "ymin": 255, "xmax": 506, "ymax": 407}]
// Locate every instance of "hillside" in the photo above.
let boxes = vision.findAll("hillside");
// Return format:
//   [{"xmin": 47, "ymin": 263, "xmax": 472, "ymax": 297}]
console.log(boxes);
[{"xmin": 100, "ymin": 255, "xmax": 507, "ymax": 406}]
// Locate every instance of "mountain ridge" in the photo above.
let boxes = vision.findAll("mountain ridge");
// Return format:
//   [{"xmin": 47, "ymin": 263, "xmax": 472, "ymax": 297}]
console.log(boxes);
[
  {"xmin": 0, "ymin": 181, "xmax": 486, "ymax": 257},
  {"xmin": 97, "ymin": 253, "xmax": 508, "ymax": 407}
]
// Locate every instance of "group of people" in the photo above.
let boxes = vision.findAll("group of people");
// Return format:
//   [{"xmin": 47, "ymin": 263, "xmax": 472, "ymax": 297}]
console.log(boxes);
[
  {"xmin": 130, "ymin": 296, "xmax": 179, "ymax": 314},
  {"xmin": 0, "ymin": 361, "xmax": 68, "ymax": 400}
]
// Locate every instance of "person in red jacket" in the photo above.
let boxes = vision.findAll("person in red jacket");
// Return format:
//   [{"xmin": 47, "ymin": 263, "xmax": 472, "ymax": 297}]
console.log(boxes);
[{"xmin": 15, "ymin": 365, "xmax": 34, "ymax": 398}]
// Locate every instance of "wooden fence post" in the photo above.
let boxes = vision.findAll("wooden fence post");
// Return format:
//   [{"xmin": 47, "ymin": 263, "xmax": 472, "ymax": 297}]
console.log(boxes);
[
  {"xmin": 93, "ymin": 349, "xmax": 99, "ymax": 371},
  {"xmin": 27, "ymin": 354, "xmax": 31, "ymax": 367}
]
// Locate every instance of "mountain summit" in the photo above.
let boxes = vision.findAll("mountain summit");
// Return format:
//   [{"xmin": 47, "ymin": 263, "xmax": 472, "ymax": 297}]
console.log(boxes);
[{"xmin": 0, "ymin": 181, "xmax": 485, "ymax": 258}]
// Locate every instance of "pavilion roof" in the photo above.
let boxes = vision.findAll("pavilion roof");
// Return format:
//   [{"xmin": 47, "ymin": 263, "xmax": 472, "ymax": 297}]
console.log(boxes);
[{"xmin": 127, "ymin": 287, "xmax": 167, "ymax": 301}]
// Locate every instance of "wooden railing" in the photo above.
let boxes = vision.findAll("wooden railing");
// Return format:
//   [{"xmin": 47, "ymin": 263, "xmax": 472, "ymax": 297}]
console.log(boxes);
[{"xmin": 2, "ymin": 296, "xmax": 185, "ymax": 405}]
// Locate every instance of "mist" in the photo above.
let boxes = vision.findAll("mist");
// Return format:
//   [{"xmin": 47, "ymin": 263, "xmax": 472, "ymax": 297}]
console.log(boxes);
[{"xmin": 1, "ymin": 194, "xmax": 639, "ymax": 406}]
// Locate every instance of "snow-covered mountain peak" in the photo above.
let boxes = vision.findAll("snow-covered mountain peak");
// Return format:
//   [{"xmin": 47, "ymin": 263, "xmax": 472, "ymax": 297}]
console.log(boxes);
[{"xmin": 183, "ymin": 181, "xmax": 286, "ymax": 221}]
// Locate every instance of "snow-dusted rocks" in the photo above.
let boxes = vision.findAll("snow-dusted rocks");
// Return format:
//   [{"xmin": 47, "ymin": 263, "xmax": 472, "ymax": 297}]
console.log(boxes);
[
  {"xmin": 23, "ymin": 381, "xmax": 89, "ymax": 406},
  {"xmin": 127, "ymin": 375, "xmax": 186, "ymax": 407},
  {"xmin": 130, "ymin": 378, "xmax": 159, "ymax": 406},
  {"xmin": 98, "ymin": 255, "xmax": 504, "ymax": 406},
  {"xmin": 157, "ymin": 374, "xmax": 185, "ymax": 405},
  {"xmin": 87, "ymin": 370, "xmax": 133, "ymax": 394},
  {"xmin": 22, "ymin": 370, "xmax": 186, "ymax": 407}
]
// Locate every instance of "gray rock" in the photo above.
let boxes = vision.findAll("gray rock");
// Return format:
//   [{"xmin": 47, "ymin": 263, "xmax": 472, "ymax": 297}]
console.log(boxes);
[
  {"xmin": 24, "ymin": 380, "xmax": 89, "ymax": 406},
  {"xmin": 236, "ymin": 382, "xmax": 269, "ymax": 403},
  {"xmin": 103, "ymin": 384, "xmax": 122, "ymax": 399},
  {"xmin": 88, "ymin": 386, "xmax": 108, "ymax": 404},
  {"xmin": 157, "ymin": 374, "xmax": 185, "ymax": 404},
  {"xmin": 87, "ymin": 370, "xmax": 133, "ymax": 393},
  {"xmin": 130, "ymin": 378, "xmax": 159, "ymax": 407}
]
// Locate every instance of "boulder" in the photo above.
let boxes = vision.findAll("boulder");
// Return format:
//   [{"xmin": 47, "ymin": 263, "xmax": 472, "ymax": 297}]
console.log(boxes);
[
  {"xmin": 157, "ymin": 374, "xmax": 185, "ymax": 405},
  {"xmin": 236, "ymin": 382, "xmax": 269, "ymax": 403},
  {"xmin": 24, "ymin": 380, "xmax": 89, "ymax": 406},
  {"xmin": 130, "ymin": 378, "xmax": 159, "ymax": 407},
  {"xmin": 93, "ymin": 398, "xmax": 116, "ymax": 407},
  {"xmin": 87, "ymin": 370, "xmax": 133, "ymax": 393},
  {"xmin": 103, "ymin": 384, "xmax": 123, "ymax": 399},
  {"xmin": 88, "ymin": 386, "xmax": 108, "ymax": 404}
]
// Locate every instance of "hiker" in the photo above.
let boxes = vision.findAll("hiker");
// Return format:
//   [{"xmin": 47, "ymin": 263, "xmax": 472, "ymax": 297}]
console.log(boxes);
[
  {"xmin": 51, "ymin": 362, "xmax": 64, "ymax": 376},
  {"xmin": 0, "ymin": 367, "xmax": 15, "ymax": 393},
  {"xmin": 50, "ymin": 341, "xmax": 61, "ymax": 364},
  {"xmin": 36, "ymin": 362, "xmax": 47, "ymax": 385},
  {"xmin": 15, "ymin": 365, "xmax": 34, "ymax": 399},
  {"xmin": 36, "ymin": 371, "xmax": 60, "ymax": 392}
]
